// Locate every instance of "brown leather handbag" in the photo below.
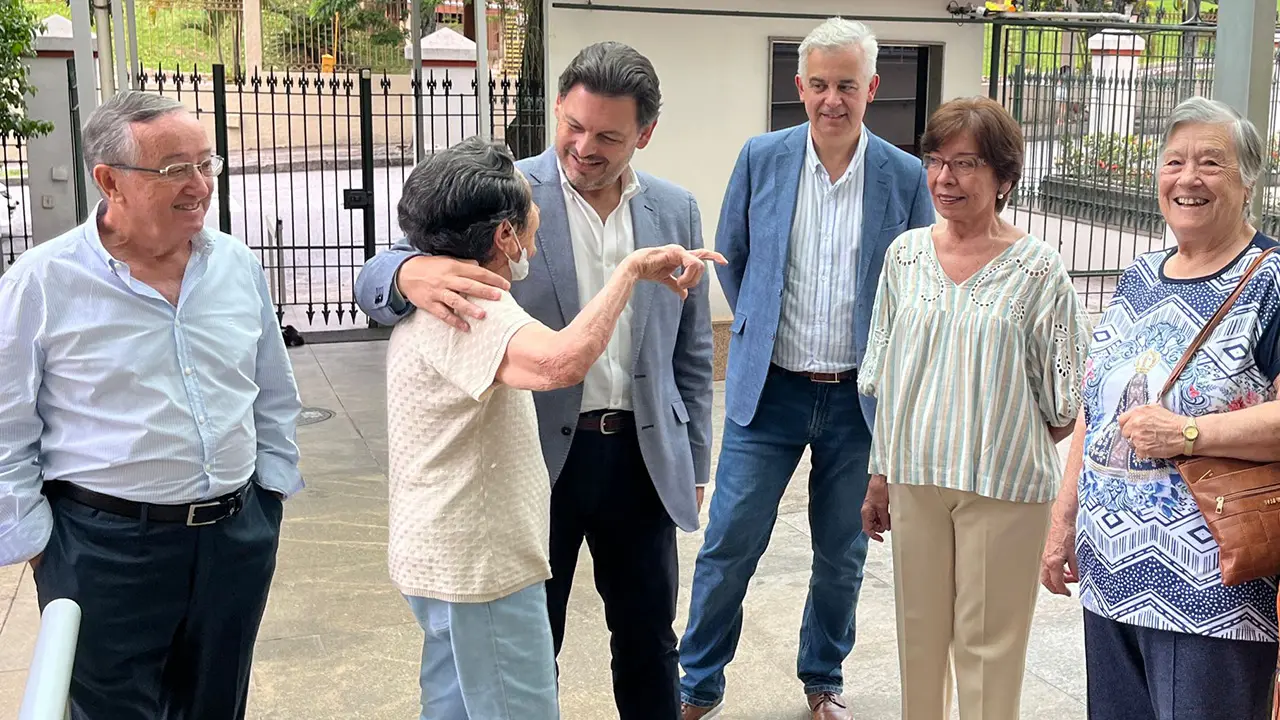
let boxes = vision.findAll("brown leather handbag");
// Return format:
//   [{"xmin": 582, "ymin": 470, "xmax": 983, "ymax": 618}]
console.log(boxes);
[{"xmin": 1159, "ymin": 247, "xmax": 1280, "ymax": 588}]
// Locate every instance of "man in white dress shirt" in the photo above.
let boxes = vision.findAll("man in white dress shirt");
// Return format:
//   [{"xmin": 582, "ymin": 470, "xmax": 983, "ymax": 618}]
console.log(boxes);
[
  {"xmin": 0, "ymin": 91, "xmax": 302, "ymax": 720},
  {"xmin": 678, "ymin": 19, "xmax": 934, "ymax": 720}
]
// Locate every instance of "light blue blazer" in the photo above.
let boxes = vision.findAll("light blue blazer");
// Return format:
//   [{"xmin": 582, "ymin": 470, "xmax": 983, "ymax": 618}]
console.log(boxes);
[{"xmin": 715, "ymin": 124, "xmax": 935, "ymax": 429}]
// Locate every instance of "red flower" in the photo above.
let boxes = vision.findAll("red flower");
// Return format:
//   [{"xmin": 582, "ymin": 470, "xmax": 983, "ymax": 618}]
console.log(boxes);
[
  {"xmin": 1228, "ymin": 390, "xmax": 1262, "ymax": 411},
  {"xmin": 1188, "ymin": 385, "xmax": 1200, "ymax": 399}
]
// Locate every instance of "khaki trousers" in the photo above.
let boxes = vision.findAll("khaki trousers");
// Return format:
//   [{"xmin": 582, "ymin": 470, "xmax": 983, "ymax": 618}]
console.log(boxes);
[{"xmin": 888, "ymin": 484, "xmax": 1051, "ymax": 720}]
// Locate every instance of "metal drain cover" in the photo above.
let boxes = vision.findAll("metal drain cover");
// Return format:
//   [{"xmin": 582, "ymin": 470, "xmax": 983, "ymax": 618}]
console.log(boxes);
[{"xmin": 298, "ymin": 407, "xmax": 335, "ymax": 426}]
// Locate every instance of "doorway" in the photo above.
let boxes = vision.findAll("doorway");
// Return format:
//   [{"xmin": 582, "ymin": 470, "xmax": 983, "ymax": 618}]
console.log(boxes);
[{"xmin": 768, "ymin": 40, "xmax": 943, "ymax": 156}]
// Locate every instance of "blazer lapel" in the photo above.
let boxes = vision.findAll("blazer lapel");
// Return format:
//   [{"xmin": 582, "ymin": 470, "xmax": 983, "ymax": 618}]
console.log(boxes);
[
  {"xmin": 772, "ymin": 124, "xmax": 808, "ymax": 271},
  {"xmin": 628, "ymin": 186, "xmax": 661, "ymax": 355},
  {"xmin": 857, "ymin": 133, "xmax": 891, "ymax": 294},
  {"xmin": 527, "ymin": 149, "xmax": 581, "ymax": 323}
]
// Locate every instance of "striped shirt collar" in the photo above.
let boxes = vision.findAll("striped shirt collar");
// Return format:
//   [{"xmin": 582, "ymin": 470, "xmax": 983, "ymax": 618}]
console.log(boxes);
[{"xmin": 805, "ymin": 125, "xmax": 869, "ymax": 189}]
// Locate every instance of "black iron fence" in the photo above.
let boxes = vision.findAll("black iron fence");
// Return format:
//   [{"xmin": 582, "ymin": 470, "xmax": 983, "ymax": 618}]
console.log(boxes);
[
  {"xmin": 0, "ymin": 133, "xmax": 32, "ymax": 276},
  {"xmin": 131, "ymin": 63, "xmax": 545, "ymax": 332},
  {"xmin": 988, "ymin": 6, "xmax": 1223, "ymax": 312}
]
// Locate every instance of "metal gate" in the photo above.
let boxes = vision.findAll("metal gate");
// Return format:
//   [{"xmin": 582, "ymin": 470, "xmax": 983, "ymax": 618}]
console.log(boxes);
[
  {"xmin": 986, "ymin": 4, "xmax": 1221, "ymax": 312},
  {"xmin": 133, "ymin": 62, "xmax": 545, "ymax": 337}
]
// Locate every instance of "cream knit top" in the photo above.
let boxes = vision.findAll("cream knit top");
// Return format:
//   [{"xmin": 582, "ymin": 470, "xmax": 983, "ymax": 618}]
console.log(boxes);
[{"xmin": 385, "ymin": 292, "xmax": 552, "ymax": 603}]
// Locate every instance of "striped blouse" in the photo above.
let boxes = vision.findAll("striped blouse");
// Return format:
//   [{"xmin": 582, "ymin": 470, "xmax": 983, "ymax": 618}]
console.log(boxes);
[{"xmin": 858, "ymin": 226, "xmax": 1091, "ymax": 503}]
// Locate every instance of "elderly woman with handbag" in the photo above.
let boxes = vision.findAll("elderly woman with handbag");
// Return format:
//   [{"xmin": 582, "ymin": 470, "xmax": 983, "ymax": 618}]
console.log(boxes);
[{"xmin": 1041, "ymin": 96, "xmax": 1280, "ymax": 720}]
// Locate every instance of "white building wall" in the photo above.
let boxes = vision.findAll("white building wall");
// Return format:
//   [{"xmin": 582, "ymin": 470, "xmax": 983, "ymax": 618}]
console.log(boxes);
[{"xmin": 547, "ymin": 0, "xmax": 986, "ymax": 319}]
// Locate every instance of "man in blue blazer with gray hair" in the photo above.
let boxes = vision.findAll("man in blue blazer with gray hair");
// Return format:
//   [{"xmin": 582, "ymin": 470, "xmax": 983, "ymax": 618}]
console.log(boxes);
[{"xmin": 678, "ymin": 17, "xmax": 934, "ymax": 720}]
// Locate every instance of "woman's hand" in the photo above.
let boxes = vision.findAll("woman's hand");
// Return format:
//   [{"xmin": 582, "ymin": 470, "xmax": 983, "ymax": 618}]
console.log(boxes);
[
  {"xmin": 862, "ymin": 474, "xmax": 891, "ymax": 542},
  {"xmin": 1039, "ymin": 504, "xmax": 1079, "ymax": 596},
  {"xmin": 1118, "ymin": 405, "xmax": 1186, "ymax": 459},
  {"xmin": 622, "ymin": 245, "xmax": 727, "ymax": 299}
]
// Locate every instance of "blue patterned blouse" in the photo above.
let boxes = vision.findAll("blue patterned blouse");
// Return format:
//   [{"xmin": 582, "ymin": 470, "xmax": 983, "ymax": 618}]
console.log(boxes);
[{"xmin": 1077, "ymin": 233, "xmax": 1280, "ymax": 642}]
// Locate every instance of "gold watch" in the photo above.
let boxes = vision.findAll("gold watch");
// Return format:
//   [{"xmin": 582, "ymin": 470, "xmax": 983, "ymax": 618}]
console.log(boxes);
[{"xmin": 1182, "ymin": 416, "xmax": 1199, "ymax": 456}]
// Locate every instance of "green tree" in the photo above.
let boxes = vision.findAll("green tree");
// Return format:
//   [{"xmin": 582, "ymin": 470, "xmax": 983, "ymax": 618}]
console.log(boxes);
[
  {"xmin": 307, "ymin": 0, "xmax": 404, "ymax": 66},
  {"xmin": 186, "ymin": 5, "xmax": 245, "ymax": 78},
  {"xmin": 0, "ymin": 0, "xmax": 53, "ymax": 138}
]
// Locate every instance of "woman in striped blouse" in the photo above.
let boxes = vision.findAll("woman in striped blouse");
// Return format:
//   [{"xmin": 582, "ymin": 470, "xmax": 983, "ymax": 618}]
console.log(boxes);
[{"xmin": 857, "ymin": 96, "xmax": 1090, "ymax": 720}]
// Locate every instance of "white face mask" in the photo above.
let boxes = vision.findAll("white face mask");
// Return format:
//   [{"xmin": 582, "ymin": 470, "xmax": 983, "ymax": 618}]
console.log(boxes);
[
  {"xmin": 502, "ymin": 220, "xmax": 530, "ymax": 282},
  {"xmin": 507, "ymin": 246, "xmax": 530, "ymax": 282}
]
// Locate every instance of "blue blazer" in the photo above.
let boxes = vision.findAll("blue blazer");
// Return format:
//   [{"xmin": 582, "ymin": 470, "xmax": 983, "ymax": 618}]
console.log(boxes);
[{"xmin": 715, "ymin": 123, "xmax": 935, "ymax": 429}]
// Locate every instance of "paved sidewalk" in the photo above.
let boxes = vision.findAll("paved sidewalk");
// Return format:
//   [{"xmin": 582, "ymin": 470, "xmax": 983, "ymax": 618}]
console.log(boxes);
[{"xmin": 0, "ymin": 341, "xmax": 1087, "ymax": 719}]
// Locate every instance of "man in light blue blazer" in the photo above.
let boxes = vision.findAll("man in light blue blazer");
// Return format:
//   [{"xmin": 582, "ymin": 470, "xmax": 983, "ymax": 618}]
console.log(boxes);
[
  {"xmin": 678, "ymin": 18, "xmax": 934, "ymax": 720},
  {"xmin": 354, "ymin": 43, "xmax": 712, "ymax": 720}
]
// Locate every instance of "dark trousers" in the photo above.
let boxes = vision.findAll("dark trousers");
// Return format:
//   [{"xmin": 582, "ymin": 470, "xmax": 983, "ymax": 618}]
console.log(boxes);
[
  {"xmin": 1084, "ymin": 609, "xmax": 1278, "ymax": 720},
  {"xmin": 545, "ymin": 426, "xmax": 681, "ymax": 720},
  {"xmin": 33, "ymin": 483, "xmax": 283, "ymax": 720}
]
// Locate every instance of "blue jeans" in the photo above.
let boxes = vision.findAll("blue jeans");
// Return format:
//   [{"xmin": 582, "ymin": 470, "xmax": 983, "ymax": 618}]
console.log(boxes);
[
  {"xmin": 404, "ymin": 582, "xmax": 559, "ymax": 720},
  {"xmin": 679, "ymin": 367, "xmax": 872, "ymax": 706}
]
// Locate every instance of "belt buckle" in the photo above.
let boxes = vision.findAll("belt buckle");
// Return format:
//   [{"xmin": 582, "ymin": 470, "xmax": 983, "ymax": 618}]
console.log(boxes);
[
  {"xmin": 186, "ymin": 500, "xmax": 223, "ymax": 527},
  {"xmin": 598, "ymin": 411, "xmax": 623, "ymax": 435},
  {"xmin": 811, "ymin": 372, "xmax": 841, "ymax": 384}
]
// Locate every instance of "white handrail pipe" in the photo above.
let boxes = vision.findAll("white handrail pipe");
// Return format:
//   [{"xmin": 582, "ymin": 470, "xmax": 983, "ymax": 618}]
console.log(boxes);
[{"xmin": 18, "ymin": 598, "xmax": 82, "ymax": 720}]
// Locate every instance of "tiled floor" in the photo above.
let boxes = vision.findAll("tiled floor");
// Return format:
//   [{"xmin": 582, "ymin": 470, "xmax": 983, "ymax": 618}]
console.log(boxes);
[{"xmin": 0, "ymin": 341, "xmax": 1087, "ymax": 719}]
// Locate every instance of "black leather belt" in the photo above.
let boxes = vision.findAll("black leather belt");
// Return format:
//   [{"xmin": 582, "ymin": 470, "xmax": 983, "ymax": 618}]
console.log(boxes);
[
  {"xmin": 45, "ymin": 480, "xmax": 253, "ymax": 527},
  {"xmin": 577, "ymin": 410, "xmax": 634, "ymax": 435},
  {"xmin": 770, "ymin": 363, "xmax": 857, "ymax": 384}
]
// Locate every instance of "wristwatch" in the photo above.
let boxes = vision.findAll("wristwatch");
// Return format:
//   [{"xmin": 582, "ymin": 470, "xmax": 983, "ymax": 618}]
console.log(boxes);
[{"xmin": 1182, "ymin": 416, "xmax": 1200, "ymax": 456}]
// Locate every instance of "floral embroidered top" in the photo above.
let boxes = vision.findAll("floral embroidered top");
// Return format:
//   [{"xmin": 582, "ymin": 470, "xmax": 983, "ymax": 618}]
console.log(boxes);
[
  {"xmin": 859, "ymin": 226, "xmax": 1091, "ymax": 503},
  {"xmin": 1077, "ymin": 233, "xmax": 1280, "ymax": 642}
]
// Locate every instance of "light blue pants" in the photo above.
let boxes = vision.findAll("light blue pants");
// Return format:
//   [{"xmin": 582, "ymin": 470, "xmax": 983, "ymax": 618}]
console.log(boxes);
[{"xmin": 404, "ymin": 582, "xmax": 560, "ymax": 720}]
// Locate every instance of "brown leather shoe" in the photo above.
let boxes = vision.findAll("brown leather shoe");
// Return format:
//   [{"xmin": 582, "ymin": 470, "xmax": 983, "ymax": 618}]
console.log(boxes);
[
  {"xmin": 807, "ymin": 691, "xmax": 852, "ymax": 720},
  {"xmin": 681, "ymin": 699, "xmax": 723, "ymax": 720}
]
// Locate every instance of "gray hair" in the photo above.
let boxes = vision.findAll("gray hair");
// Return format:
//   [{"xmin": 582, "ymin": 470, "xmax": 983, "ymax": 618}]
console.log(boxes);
[
  {"xmin": 82, "ymin": 91, "xmax": 186, "ymax": 171},
  {"xmin": 397, "ymin": 136, "xmax": 532, "ymax": 263},
  {"xmin": 1161, "ymin": 96, "xmax": 1264, "ymax": 217},
  {"xmin": 798, "ymin": 17, "xmax": 879, "ymax": 82},
  {"xmin": 558, "ymin": 41, "xmax": 662, "ymax": 128}
]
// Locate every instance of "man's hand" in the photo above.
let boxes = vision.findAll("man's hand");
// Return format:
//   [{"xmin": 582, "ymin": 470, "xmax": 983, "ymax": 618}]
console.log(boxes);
[
  {"xmin": 1118, "ymin": 405, "xmax": 1185, "ymax": 459},
  {"xmin": 622, "ymin": 245, "xmax": 727, "ymax": 299},
  {"xmin": 396, "ymin": 256, "xmax": 510, "ymax": 332},
  {"xmin": 861, "ymin": 474, "xmax": 891, "ymax": 542},
  {"xmin": 696, "ymin": 486, "xmax": 706, "ymax": 513},
  {"xmin": 1039, "ymin": 506, "xmax": 1079, "ymax": 596}
]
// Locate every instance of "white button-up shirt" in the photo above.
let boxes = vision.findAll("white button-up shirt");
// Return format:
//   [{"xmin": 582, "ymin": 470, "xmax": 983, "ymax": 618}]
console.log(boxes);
[
  {"xmin": 772, "ymin": 127, "xmax": 868, "ymax": 373},
  {"xmin": 0, "ymin": 203, "xmax": 303, "ymax": 565},
  {"xmin": 559, "ymin": 160, "xmax": 643, "ymax": 412}
]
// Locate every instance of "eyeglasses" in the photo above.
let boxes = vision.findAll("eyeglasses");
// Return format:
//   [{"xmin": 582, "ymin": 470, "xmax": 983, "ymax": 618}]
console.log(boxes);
[
  {"xmin": 922, "ymin": 154, "xmax": 987, "ymax": 176},
  {"xmin": 108, "ymin": 155, "xmax": 225, "ymax": 181}
]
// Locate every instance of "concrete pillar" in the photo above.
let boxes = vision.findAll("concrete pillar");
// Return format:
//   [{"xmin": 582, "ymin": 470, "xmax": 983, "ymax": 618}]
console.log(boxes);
[
  {"xmin": 1088, "ymin": 30, "xmax": 1145, "ymax": 137},
  {"xmin": 244, "ymin": 0, "xmax": 263, "ymax": 74},
  {"xmin": 25, "ymin": 20, "xmax": 82, "ymax": 243},
  {"xmin": 69, "ymin": 0, "xmax": 99, "ymax": 113},
  {"xmin": 1214, "ymin": 0, "xmax": 1276, "ymax": 214},
  {"xmin": 408, "ymin": 27, "xmax": 479, "ymax": 153}
]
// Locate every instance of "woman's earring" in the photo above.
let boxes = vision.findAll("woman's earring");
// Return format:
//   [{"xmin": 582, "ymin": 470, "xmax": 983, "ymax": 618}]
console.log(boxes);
[{"xmin": 997, "ymin": 193, "xmax": 1005, "ymax": 200}]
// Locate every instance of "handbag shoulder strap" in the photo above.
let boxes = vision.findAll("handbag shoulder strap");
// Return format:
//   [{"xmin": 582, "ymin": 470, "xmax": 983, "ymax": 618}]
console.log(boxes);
[{"xmin": 1160, "ymin": 245, "xmax": 1278, "ymax": 400}]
